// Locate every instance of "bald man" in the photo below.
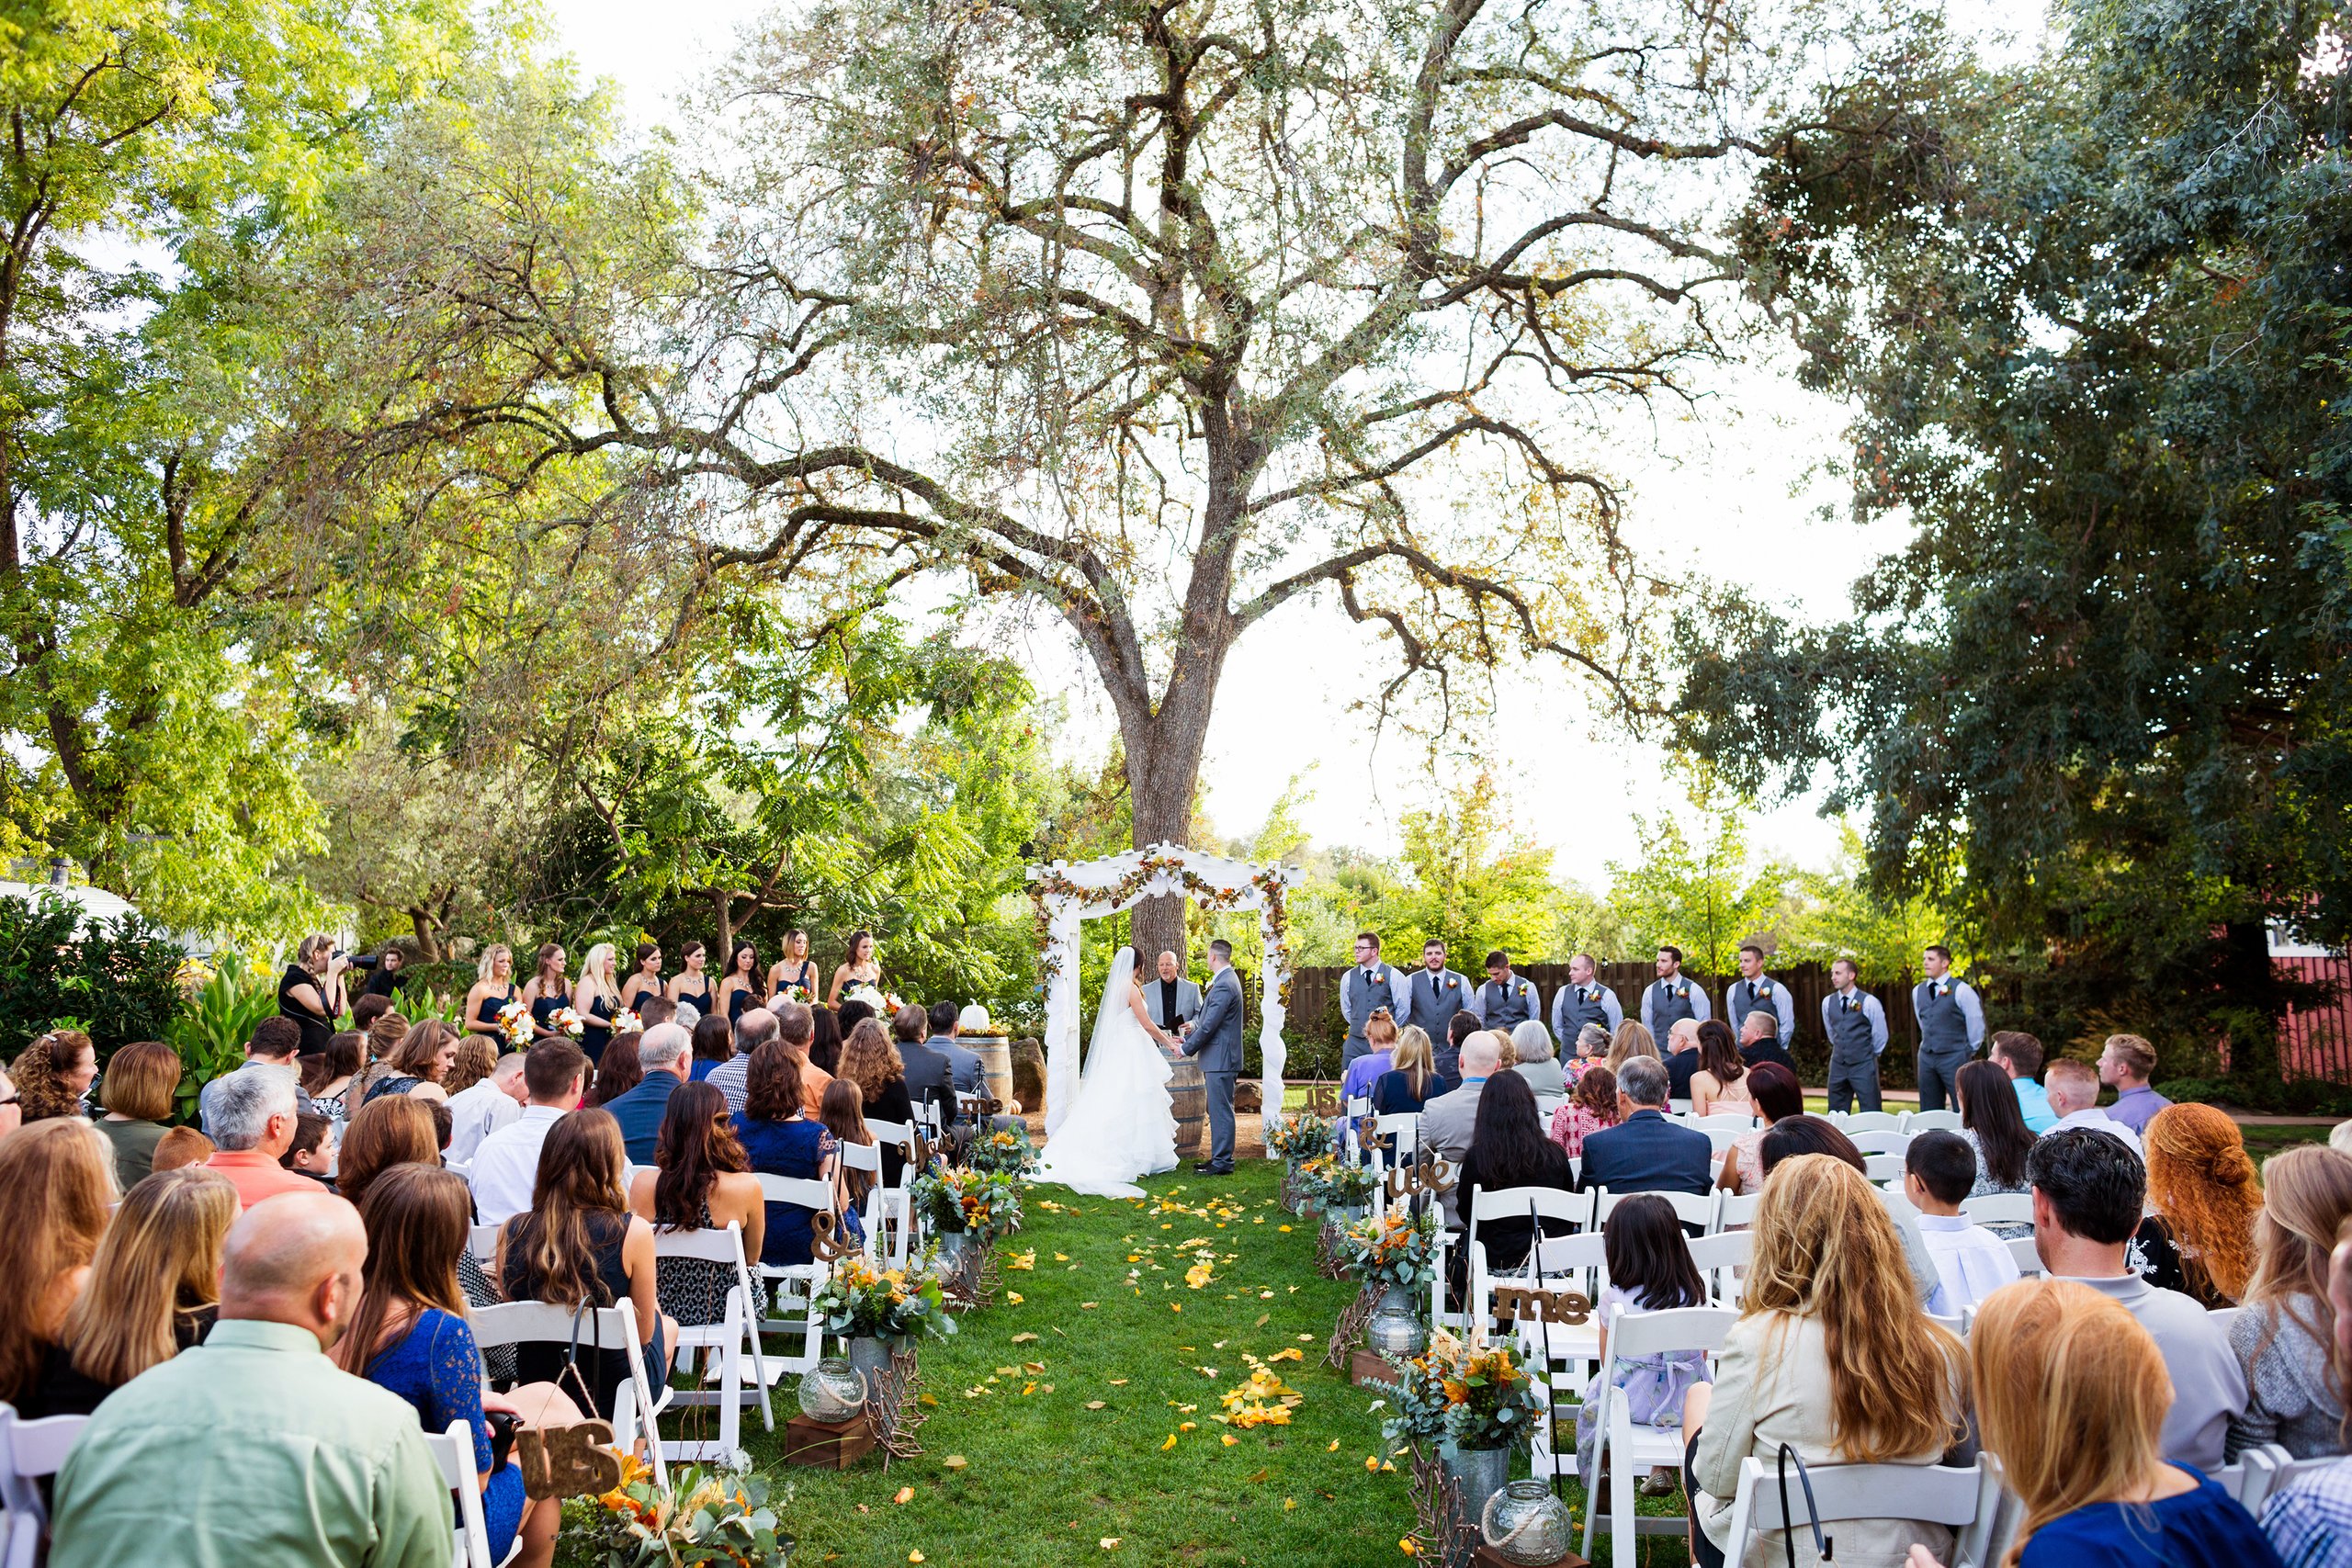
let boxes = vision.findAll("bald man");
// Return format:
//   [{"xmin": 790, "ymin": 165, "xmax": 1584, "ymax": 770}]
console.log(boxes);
[{"xmin": 51, "ymin": 1193, "xmax": 448, "ymax": 1568}]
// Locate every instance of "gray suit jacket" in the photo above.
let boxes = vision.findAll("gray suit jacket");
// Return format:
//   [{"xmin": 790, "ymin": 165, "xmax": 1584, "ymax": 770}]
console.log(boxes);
[
  {"xmin": 1184, "ymin": 967, "xmax": 1245, "ymax": 1075},
  {"xmin": 898, "ymin": 1037, "xmax": 955, "ymax": 1118},
  {"xmin": 1144, "ymin": 976, "xmax": 1203, "ymax": 1032},
  {"xmin": 1417, "ymin": 1076, "xmax": 1488, "ymax": 1227}
]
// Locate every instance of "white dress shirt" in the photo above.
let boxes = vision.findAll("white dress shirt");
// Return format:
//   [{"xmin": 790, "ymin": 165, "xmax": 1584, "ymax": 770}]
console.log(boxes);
[
  {"xmin": 1915, "ymin": 1212, "xmax": 2023, "ymax": 1316},
  {"xmin": 445, "ymin": 1077, "xmax": 522, "ymax": 1165},
  {"xmin": 468, "ymin": 1104, "xmax": 568, "ymax": 1224},
  {"xmin": 2052, "ymin": 1105, "xmax": 2144, "ymax": 1158}
]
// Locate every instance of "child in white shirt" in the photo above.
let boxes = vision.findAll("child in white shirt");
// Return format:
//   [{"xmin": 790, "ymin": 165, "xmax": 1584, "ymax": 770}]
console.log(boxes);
[{"xmin": 1905, "ymin": 1128, "xmax": 2021, "ymax": 1316}]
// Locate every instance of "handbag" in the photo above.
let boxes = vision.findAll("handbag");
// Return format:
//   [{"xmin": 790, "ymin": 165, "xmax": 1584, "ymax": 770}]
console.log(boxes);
[
  {"xmin": 514, "ymin": 1300, "xmax": 624, "ymax": 1501},
  {"xmin": 1774, "ymin": 1442, "xmax": 1833, "ymax": 1567}
]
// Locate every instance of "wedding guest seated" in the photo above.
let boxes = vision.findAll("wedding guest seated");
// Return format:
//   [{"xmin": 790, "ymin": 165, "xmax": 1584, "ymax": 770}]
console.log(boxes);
[
  {"xmin": 198, "ymin": 1016, "xmax": 308, "ymax": 1134},
  {"xmin": 1910, "ymin": 1279, "xmax": 2288, "ymax": 1568},
  {"xmin": 352, "ymin": 990, "xmax": 395, "ymax": 1036},
  {"xmin": 495, "ymin": 1111, "xmax": 676, "ymax": 1419},
  {"xmin": 48, "ymin": 1192, "xmax": 451, "ymax": 1568},
  {"xmin": 280, "ymin": 1112, "xmax": 335, "ymax": 1186},
  {"xmin": 2258, "ymin": 1227, "xmax": 2352, "ymax": 1564},
  {"xmin": 1575, "ymin": 1194, "xmax": 1709, "ymax": 1481},
  {"xmin": 2226, "ymin": 1145, "xmax": 2352, "ymax": 1460},
  {"xmin": 628, "ymin": 1080, "xmax": 765, "ymax": 1326},
  {"xmin": 2135, "ymin": 1103, "xmax": 2263, "ymax": 1308},
  {"xmin": 841, "ymin": 1018, "xmax": 918, "ymax": 1183},
  {"xmin": 1681, "ymin": 1156, "xmax": 1972, "ymax": 1568},
  {"xmin": 446, "ymin": 1049, "xmax": 527, "ymax": 1163},
  {"xmin": 151, "ymin": 1124, "xmax": 216, "ymax": 1172},
  {"xmin": 353, "ymin": 1013, "xmax": 411, "ymax": 1103},
  {"xmin": 1957, "ymin": 1057, "xmax": 2036, "ymax": 1236},
  {"xmin": 1547, "ymin": 1065, "xmax": 1620, "ymax": 1158},
  {"xmin": 808, "ymin": 1005, "xmax": 844, "ymax": 1076},
  {"xmin": 1371, "ymin": 1025, "xmax": 1449, "ymax": 1116},
  {"xmin": 1713, "ymin": 1062, "xmax": 1804, "ymax": 1195},
  {"xmin": 602, "ymin": 1021, "xmax": 692, "ymax": 1164},
  {"xmin": 1606, "ymin": 1020, "xmax": 1658, "ymax": 1073},
  {"xmin": 633, "ymin": 994, "xmax": 677, "ymax": 1030},
  {"xmin": 2046, "ymin": 1058, "xmax": 2143, "ymax": 1156},
  {"xmin": 2031, "ymin": 1126, "xmax": 2245, "ymax": 1468},
  {"xmin": 1420, "ymin": 1031, "xmax": 1501, "ymax": 1226},
  {"xmin": 1508, "ymin": 1021, "xmax": 1567, "ymax": 1098},
  {"xmin": 1340, "ymin": 1009, "xmax": 1399, "ymax": 1108},
  {"xmin": 206, "ymin": 1064, "xmax": 323, "ymax": 1209},
  {"xmin": 0, "ymin": 1120, "xmax": 118, "ymax": 1411},
  {"xmin": 1687, "ymin": 1019, "xmax": 1752, "ymax": 1116},
  {"xmin": 1452, "ymin": 1071, "xmax": 1576, "ymax": 1297},
  {"xmin": 303, "ymin": 1029, "xmax": 365, "ymax": 1129},
  {"xmin": 734, "ymin": 1043, "xmax": 842, "ymax": 1267},
  {"xmin": 1905, "ymin": 1128, "xmax": 2022, "ymax": 1315},
  {"xmin": 442, "ymin": 1035, "xmax": 498, "ymax": 1100},
  {"xmin": 1736, "ymin": 1010, "xmax": 1799, "ymax": 1077},
  {"xmin": 892, "ymin": 1005, "xmax": 954, "ymax": 1128},
  {"xmin": 1440, "ymin": 1009, "xmax": 1480, "ymax": 1079},
  {"xmin": 363, "ymin": 1020, "xmax": 459, "ymax": 1107},
  {"xmin": 93, "ymin": 1037, "xmax": 179, "ymax": 1186},
  {"xmin": 339, "ymin": 1165, "xmax": 577, "ymax": 1568},
  {"xmin": 818, "ymin": 1079, "xmax": 876, "ymax": 1237},
  {"xmin": 1758, "ymin": 1115, "xmax": 1944, "ymax": 1302},
  {"xmin": 925, "ymin": 999, "xmax": 985, "ymax": 1098},
  {"xmin": 470, "ymin": 1039, "xmax": 588, "ymax": 1226},
  {"xmin": 1662, "ymin": 1018, "xmax": 1703, "ymax": 1100},
  {"xmin": 1992, "ymin": 1029, "xmax": 2060, "ymax": 1133},
  {"xmin": 33, "ymin": 1168, "xmax": 235, "ymax": 1417},
  {"xmin": 588, "ymin": 1031, "xmax": 643, "ymax": 1107},
  {"xmin": 335, "ymin": 1094, "xmax": 443, "ymax": 1213},
  {"xmin": 771, "ymin": 1001, "xmax": 835, "ymax": 1112},
  {"xmin": 689, "ymin": 1011, "xmax": 734, "ymax": 1083},
  {"xmin": 833, "ymin": 997, "xmax": 877, "ymax": 1060},
  {"xmin": 1575, "ymin": 1055, "xmax": 1711, "ymax": 1197},
  {"xmin": 2099, "ymin": 1031, "xmax": 2172, "ymax": 1134},
  {"xmin": 1564, "ymin": 1022, "xmax": 1610, "ymax": 1089},
  {"xmin": 707, "ymin": 1006, "xmax": 776, "ymax": 1113}
]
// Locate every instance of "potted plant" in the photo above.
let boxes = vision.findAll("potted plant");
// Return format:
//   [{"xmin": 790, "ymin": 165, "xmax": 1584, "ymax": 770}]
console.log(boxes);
[
  {"xmin": 810, "ymin": 1255, "xmax": 956, "ymax": 1386},
  {"xmin": 966, "ymin": 1122, "xmax": 1039, "ymax": 1179},
  {"xmin": 1340, "ymin": 1209, "xmax": 1442, "ymax": 1358},
  {"xmin": 572, "ymin": 1455, "xmax": 795, "ymax": 1565},
  {"xmin": 907, "ymin": 1165, "xmax": 1025, "ymax": 1266},
  {"xmin": 1375, "ymin": 1330, "xmax": 1543, "ymax": 1529}
]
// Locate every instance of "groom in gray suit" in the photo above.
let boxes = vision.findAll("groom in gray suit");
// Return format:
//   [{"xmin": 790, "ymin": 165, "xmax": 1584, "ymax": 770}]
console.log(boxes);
[{"xmin": 1182, "ymin": 940, "xmax": 1245, "ymax": 1175}]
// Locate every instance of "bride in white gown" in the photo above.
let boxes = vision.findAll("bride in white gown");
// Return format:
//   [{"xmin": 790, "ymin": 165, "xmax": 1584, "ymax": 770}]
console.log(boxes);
[{"xmin": 1037, "ymin": 946, "xmax": 1181, "ymax": 1198}]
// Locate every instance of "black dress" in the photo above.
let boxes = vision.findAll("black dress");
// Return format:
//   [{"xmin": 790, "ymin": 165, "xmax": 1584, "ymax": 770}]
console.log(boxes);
[
  {"xmin": 476, "ymin": 987, "xmax": 517, "ymax": 1032},
  {"xmin": 277, "ymin": 964, "xmax": 335, "ymax": 1056},
  {"xmin": 26, "ymin": 1307, "xmax": 216, "ymax": 1418},
  {"xmin": 865, "ymin": 1078, "xmax": 918, "ymax": 1185},
  {"xmin": 581, "ymin": 993, "xmax": 616, "ymax": 1066},
  {"xmin": 770, "ymin": 962, "xmax": 817, "ymax": 1006},
  {"xmin": 529, "ymin": 991, "xmax": 568, "ymax": 1037},
  {"xmin": 674, "ymin": 981, "xmax": 713, "ymax": 1020},
  {"xmin": 500, "ymin": 1210, "xmax": 658, "ymax": 1419}
]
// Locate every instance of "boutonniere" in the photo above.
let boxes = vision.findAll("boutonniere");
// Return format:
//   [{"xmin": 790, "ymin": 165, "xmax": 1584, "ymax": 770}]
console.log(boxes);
[
  {"xmin": 1670, "ymin": 980, "xmax": 1686, "ymax": 998},
  {"xmin": 1445, "ymin": 977, "xmax": 1457, "ymax": 988},
  {"xmin": 1757, "ymin": 981, "xmax": 1772, "ymax": 998}
]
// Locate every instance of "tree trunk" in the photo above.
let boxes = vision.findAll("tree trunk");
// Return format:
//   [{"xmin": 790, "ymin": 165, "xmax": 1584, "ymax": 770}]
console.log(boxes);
[
  {"xmin": 1121, "ymin": 646, "xmax": 1227, "ymax": 968},
  {"xmin": 2219, "ymin": 918, "xmax": 2283, "ymax": 1086},
  {"xmin": 709, "ymin": 888, "xmax": 736, "ymax": 965},
  {"xmin": 405, "ymin": 906, "xmax": 446, "ymax": 964}
]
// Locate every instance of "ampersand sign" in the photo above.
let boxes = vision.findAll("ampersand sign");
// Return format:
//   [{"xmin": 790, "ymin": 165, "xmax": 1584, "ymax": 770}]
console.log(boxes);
[
  {"xmin": 516, "ymin": 1421, "xmax": 622, "ymax": 1500},
  {"xmin": 809, "ymin": 1210, "xmax": 852, "ymax": 1262},
  {"xmin": 1492, "ymin": 1285, "xmax": 1594, "ymax": 1326}
]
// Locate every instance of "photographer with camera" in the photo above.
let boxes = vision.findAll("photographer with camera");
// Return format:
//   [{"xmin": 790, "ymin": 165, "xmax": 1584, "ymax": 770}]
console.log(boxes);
[{"xmin": 278, "ymin": 935, "xmax": 350, "ymax": 1059}]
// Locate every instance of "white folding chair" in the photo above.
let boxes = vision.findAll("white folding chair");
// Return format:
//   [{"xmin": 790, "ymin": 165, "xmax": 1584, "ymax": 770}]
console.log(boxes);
[
  {"xmin": 2006, "ymin": 1235, "xmax": 2043, "ymax": 1275},
  {"xmin": 836, "ymin": 1142, "xmax": 908, "ymax": 1269},
  {"xmin": 1464, "ymin": 1187, "xmax": 1591, "ymax": 1333},
  {"xmin": 1961, "ymin": 1193, "xmax": 2035, "ymax": 1230},
  {"xmin": 651, "ymin": 1222, "xmax": 776, "ymax": 1466},
  {"xmin": 2256, "ymin": 1442, "xmax": 2330, "ymax": 1506},
  {"xmin": 421, "ymin": 1418, "xmax": 514, "ymax": 1568},
  {"xmin": 1504, "ymin": 1231, "xmax": 1611, "ymax": 1479},
  {"xmin": 468, "ymin": 1223, "xmax": 503, "ymax": 1265},
  {"xmin": 1, "ymin": 1404, "xmax": 87, "ymax": 1568},
  {"xmin": 1863, "ymin": 1153, "xmax": 1907, "ymax": 1183},
  {"xmin": 1905, "ymin": 1110, "xmax": 1962, "ymax": 1132},
  {"xmin": 1719, "ymin": 1455, "xmax": 2001, "ymax": 1568},
  {"xmin": 1849, "ymin": 1131, "xmax": 1913, "ymax": 1156},
  {"xmin": 1835, "ymin": 1111, "xmax": 1905, "ymax": 1134},
  {"xmin": 1713, "ymin": 1190, "xmax": 1762, "ymax": 1232},
  {"xmin": 1581, "ymin": 1303, "xmax": 1741, "ymax": 1568},
  {"xmin": 1532, "ymin": 1096, "xmax": 1567, "ymax": 1123},
  {"xmin": 1928, "ymin": 1311, "xmax": 1964, "ymax": 1335},
  {"xmin": 2211, "ymin": 1449, "xmax": 2278, "ymax": 1509},
  {"xmin": 1668, "ymin": 1099, "xmax": 1692, "ymax": 1116},
  {"xmin": 751, "ymin": 1174, "xmax": 836, "ymax": 1376},
  {"xmin": 1371, "ymin": 1113, "xmax": 1422, "ymax": 1163},
  {"xmin": 1685, "ymin": 1229, "xmax": 1752, "ymax": 1306},
  {"xmin": 469, "ymin": 1299, "xmax": 669, "ymax": 1489},
  {"xmin": 2207, "ymin": 1304, "xmax": 2244, "ymax": 1337},
  {"xmin": 1591, "ymin": 1186, "xmax": 1719, "ymax": 1235},
  {"xmin": 1686, "ymin": 1113, "xmax": 1759, "ymax": 1133}
]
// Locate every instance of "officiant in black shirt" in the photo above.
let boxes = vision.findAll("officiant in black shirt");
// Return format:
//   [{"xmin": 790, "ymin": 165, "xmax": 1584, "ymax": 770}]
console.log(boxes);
[{"xmin": 1149, "ymin": 950, "xmax": 1203, "ymax": 1034}]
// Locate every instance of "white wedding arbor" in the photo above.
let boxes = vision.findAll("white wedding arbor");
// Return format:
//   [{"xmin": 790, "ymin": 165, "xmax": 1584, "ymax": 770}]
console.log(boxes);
[{"xmin": 1028, "ymin": 843, "xmax": 1299, "ymax": 1151}]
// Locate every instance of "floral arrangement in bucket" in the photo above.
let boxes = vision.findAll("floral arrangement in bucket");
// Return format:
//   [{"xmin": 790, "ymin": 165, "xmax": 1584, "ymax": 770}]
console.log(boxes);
[
  {"xmin": 810, "ymin": 1255, "xmax": 956, "ymax": 1347},
  {"xmin": 1375, "ymin": 1329, "xmax": 1544, "ymax": 1454},
  {"xmin": 966, "ymin": 1122, "xmax": 1039, "ymax": 1179},
  {"xmin": 1340, "ymin": 1208, "xmax": 1442, "ymax": 1294},
  {"xmin": 571, "ymin": 1454, "xmax": 796, "ymax": 1566},
  {"xmin": 1269, "ymin": 1111, "xmax": 1337, "ymax": 1165},
  {"xmin": 908, "ymin": 1165, "xmax": 1024, "ymax": 1242},
  {"xmin": 1295, "ymin": 1154, "xmax": 1379, "ymax": 1213}
]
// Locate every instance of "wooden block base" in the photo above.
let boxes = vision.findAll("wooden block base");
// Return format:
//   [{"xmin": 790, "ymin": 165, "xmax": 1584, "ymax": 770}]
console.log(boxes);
[
  {"xmin": 782, "ymin": 1411, "xmax": 876, "ymax": 1469},
  {"xmin": 1348, "ymin": 1348, "xmax": 1397, "ymax": 1386},
  {"xmin": 1472, "ymin": 1544, "xmax": 1588, "ymax": 1568}
]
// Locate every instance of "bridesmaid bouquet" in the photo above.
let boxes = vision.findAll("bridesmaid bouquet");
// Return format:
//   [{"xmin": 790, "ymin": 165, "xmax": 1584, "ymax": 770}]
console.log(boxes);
[
  {"xmin": 842, "ymin": 982, "xmax": 906, "ymax": 1014},
  {"xmin": 547, "ymin": 1005, "xmax": 586, "ymax": 1038},
  {"xmin": 611, "ymin": 1009, "xmax": 643, "ymax": 1034},
  {"xmin": 494, "ymin": 999, "xmax": 533, "ymax": 1047}
]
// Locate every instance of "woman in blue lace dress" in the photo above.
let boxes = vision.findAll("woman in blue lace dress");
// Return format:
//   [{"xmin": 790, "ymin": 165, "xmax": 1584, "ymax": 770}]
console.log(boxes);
[{"xmin": 338, "ymin": 1164, "xmax": 581, "ymax": 1568}]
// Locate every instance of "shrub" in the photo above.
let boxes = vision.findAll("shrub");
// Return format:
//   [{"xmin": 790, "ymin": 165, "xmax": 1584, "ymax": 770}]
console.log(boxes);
[{"xmin": 0, "ymin": 892, "xmax": 183, "ymax": 1062}]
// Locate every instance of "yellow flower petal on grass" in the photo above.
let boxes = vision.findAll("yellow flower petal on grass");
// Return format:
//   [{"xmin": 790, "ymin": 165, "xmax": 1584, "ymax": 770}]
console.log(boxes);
[{"xmin": 1160, "ymin": 1434, "xmax": 1179, "ymax": 1450}]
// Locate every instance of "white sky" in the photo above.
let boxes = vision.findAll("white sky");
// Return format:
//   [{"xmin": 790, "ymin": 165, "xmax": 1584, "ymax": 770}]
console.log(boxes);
[{"xmin": 545, "ymin": 0, "xmax": 2048, "ymax": 886}]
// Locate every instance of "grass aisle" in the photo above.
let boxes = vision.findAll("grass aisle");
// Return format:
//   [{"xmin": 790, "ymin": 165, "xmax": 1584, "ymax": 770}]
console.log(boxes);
[{"xmin": 729, "ymin": 1161, "xmax": 1427, "ymax": 1566}]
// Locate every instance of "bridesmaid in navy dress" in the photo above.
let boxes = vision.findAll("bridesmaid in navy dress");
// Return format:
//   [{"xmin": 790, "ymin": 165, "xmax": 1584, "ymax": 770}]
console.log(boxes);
[
  {"xmin": 766, "ymin": 928, "xmax": 819, "ymax": 1006},
  {"xmin": 522, "ymin": 943, "xmax": 570, "ymax": 1041},
  {"xmin": 463, "ymin": 943, "xmax": 518, "ymax": 1043},
  {"xmin": 717, "ymin": 942, "xmax": 761, "ymax": 1025},
  {"xmin": 571, "ymin": 942, "xmax": 620, "ymax": 1066},
  {"xmin": 339, "ymin": 1165, "xmax": 579, "ymax": 1568},
  {"xmin": 668, "ymin": 940, "xmax": 713, "ymax": 1021},
  {"xmin": 619, "ymin": 941, "xmax": 664, "ymax": 1020}
]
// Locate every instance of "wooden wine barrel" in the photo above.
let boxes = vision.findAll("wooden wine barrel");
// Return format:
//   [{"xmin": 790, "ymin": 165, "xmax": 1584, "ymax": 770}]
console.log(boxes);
[
  {"xmin": 1168, "ymin": 1054, "xmax": 1207, "ymax": 1160},
  {"xmin": 962, "ymin": 1035, "xmax": 1015, "ymax": 1111}
]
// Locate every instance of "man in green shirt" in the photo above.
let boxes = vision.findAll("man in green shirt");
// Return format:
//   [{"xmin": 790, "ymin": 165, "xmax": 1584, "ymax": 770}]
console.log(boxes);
[{"xmin": 51, "ymin": 1190, "xmax": 450, "ymax": 1568}]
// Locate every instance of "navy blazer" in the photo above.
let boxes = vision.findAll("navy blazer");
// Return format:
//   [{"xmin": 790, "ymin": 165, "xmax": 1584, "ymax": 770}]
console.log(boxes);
[
  {"xmin": 602, "ymin": 1070, "xmax": 682, "ymax": 1165},
  {"xmin": 1665, "ymin": 1048, "xmax": 1702, "ymax": 1100},
  {"xmin": 897, "ymin": 1038, "xmax": 955, "ymax": 1119},
  {"xmin": 1575, "ymin": 1108, "xmax": 1713, "ymax": 1196}
]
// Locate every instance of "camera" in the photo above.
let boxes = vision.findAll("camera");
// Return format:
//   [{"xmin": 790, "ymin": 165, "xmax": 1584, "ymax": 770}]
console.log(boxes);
[{"xmin": 341, "ymin": 951, "xmax": 381, "ymax": 969}]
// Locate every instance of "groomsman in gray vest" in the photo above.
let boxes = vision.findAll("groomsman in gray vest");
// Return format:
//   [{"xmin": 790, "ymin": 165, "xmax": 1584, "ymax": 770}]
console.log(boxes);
[
  {"xmin": 1820, "ymin": 956, "xmax": 1890, "ymax": 1112},
  {"xmin": 1469, "ymin": 950, "xmax": 1538, "ymax": 1032},
  {"xmin": 1339, "ymin": 931, "xmax": 1409, "ymax": 1066},
  {"xmin": 1721, "ymin": 943, "xmax": 1795, "ymax": 1050},
  {"xmin": 1404, "ymin": 938, "xmax": 1473, "ymax": 1041},
  {"xmin": 1641, "ymin": 946, "xmax": 1711, "ymax": 1042},
  {"xmin": 1910, "ymin": 943, "xmax": 1985, "ymax": 1112},
  {"xmin": 1550, "ymin": 953, "xmax": 1623, "ymax": 1043}
]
